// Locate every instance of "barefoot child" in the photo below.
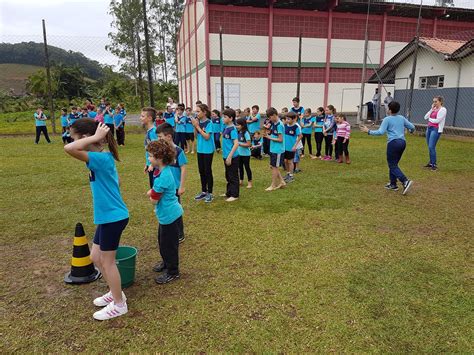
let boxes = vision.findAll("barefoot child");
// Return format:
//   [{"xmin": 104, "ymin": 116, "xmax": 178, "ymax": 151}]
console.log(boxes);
[
  {"xmin": 147, "ymin": 140, "xmax": 183, "ymax": 284},
  {"xmin": 65, "ymin": 120, "xmax": 129, "ymax": 320},
  {"xmin": 220, "ymin": 108, "xmax": 240, "ymax": 201},
  {"xmin": 264, "ymin": 107, "xmax": 286, "ymax": 191}
]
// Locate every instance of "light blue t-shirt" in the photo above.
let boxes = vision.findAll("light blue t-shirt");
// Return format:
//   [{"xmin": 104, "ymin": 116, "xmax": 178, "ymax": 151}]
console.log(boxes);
[
  {"xmin": 164, "ymin": 112, "xmax": 175, "ymax": 127},
  {"xmin": 197, "ymin": 119, "xmax": 215, "ymax": 154},
  {"xmin": 34, "ymin": 112, "xmax": 46, "ymax": 127},
  {"xmin": 185, "ymin": 116, "xmax": 194, "ymax": 133},
  {"xmin": 270, "ymin": 120, "xmax": 285, "ymax": 154},
  {"xmin": 104, "ymin": 111, "xmax": 114, "ymax": 124},
  {"xmin": 169, "ymin": 145, "xmax": 188, "ymax": 189},
  {"xmin": 301, "ymin": 116, "xmax": 315, "ymax": 134},
  {"xmin": 212, "ymin": 117, "xmax": 223, "ymax": 134},
  {"xmin": 247, "ymin": 113, "xmax": 261, "ymax": 134},
  {"xmin": 60, "ymin": 114, "xmax": 69, "ymax": 127},
  {"xmin": 88, "ymin": 111, "xmax": 97, "ymax": 119},
  {"xmin": 314, "ymin": 115, "xmax": 325, "ymax": 133},
  {"xmin": 86, "ymin": 152, "xmax": 129, "ymax": 225},
  {"xmin": 323, "ymin": 114, "xmax": 335, "ymax": 133},
  {"xmin": 285, "ymin": 124, "xmax": 301, "ymax": 152},
  {"xmin": 238, "ymin": 131, "xmax": 251, "ymax": 156},
  {"xmin": 114, "ymin": 113, "xmax": 124, "ymax": 128},
  {"xmin": 175, "ymin": 115, "xmax": 187, "ymax": 133},
  {"xmin": 222, "ymin": 125, "xmax": 239, "ymax": 159},
  {"xmin": 153, "ymin": 166, "xmax": 183, "ymax": 225},
  {"xmin": 144, "ymin": 126, "xmax": 158, "ymax": 165},
  {"xmin": 369, "ymin": 115, "xmax": 415, "ymax": 142}
]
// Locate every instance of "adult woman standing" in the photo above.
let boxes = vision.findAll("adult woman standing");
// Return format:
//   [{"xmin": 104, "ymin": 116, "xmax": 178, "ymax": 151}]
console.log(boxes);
[{"xmin": 424, "ymin": 96, "xmax": 446, "ymax": 171}]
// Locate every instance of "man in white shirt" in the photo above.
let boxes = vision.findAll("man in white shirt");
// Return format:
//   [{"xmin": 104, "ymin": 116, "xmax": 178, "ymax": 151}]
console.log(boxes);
[{"xmin": 372, "ymin": 88, "xmax": 381, "ymax": 122}]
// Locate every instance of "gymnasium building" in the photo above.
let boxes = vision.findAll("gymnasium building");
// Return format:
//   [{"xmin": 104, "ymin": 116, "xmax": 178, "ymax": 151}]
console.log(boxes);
[{"xmin": 176, "ymin": 0, "xmax": 474, "ymax": 112}]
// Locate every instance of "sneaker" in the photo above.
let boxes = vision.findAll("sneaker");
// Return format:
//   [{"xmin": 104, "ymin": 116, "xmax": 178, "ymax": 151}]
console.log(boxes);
[
  {"xmin": 294, "ymin": 169, "xmax": 301, "ymax": 173},
  {"xmin": 93, "ymin": 301, "xmax": 128, "ymax": 321},
  {"xmin": 287, "ymin": 175, "xmax": 295, "ymax": 183},
  {"xmin": 402, "ymin": 180, "xmax": 413, "ymax": 195},
  {"xmin": 155, "ymin": 271, "xmax": 180, "ymax": 284},
  {"xmin": 431, "ymin": 165, "xmax": 438, "ymax": 171},
  {"xmin": 384, "ymin": 183, "xmax": 399, "ymax": 191},
  {"xmin": 93, "ymin": 291, "xmax": 126, "ymax": 307},
  {"xmin": 179, "ymin": 236, "xmax": 185, "ymax": 243},
  {"xmin": 283, "ymin": 175, "xmax": 291, "ymax": 183},
  {"xmin": 226, "ymin": 197, "xmax": 238, "ymax": 202},
  {"xmin": 152, "ymin": 262, "xmax": 166, "ymax": 273},
  {"xmin": 204, "ymin": 193, "xmax": 214, "ymax": 203},
  {"xmin": 423, "ymin": 163, "xmax": 432, "ymax": 168},
  {"xmin": 219, "ymin": 193, "xmax": 228, "ymax": 197},
  {"xmin": 194, "ymin": 192, "xmax": 207, "ymax": 201}
]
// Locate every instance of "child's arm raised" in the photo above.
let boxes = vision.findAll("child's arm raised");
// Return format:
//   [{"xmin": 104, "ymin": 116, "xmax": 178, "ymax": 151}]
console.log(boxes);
[{"xmin": 64, "ymin": 122, "xmax": 109, "ymax": 162}]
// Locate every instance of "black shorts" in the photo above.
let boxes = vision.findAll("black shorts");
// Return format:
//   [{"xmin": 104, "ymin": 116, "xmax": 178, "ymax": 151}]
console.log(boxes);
[
  {"xmin": 185, "ymin": 133, "xmax": 195, "ymax": 141},
  {"xmin": 93, "ymin": 218, "xmax": 129, "ymax": 251},
  {"xmin": 284, "ymin": 151, "xmax": 295, "ymax": 160},
  {"xmin": 269, "ymin": 153, "xmax": 283, "ymax": 168}
]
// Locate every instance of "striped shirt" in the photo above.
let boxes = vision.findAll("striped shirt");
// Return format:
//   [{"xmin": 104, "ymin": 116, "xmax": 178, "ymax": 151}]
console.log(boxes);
[{"xmin": 336, "ymin": 121, "xmax": 351, "ymax": 139}]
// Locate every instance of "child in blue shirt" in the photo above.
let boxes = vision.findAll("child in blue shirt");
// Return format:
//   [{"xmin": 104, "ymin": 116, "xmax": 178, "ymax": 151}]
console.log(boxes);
[
  {"xmin": 301, "ymin": 108, "xmax": 315, "ymax": 158},
  {"xmin": 236, "ymin": 117, "xmax": 252, "ymax": 189},
  {"xmin": 314, "ymin": 107, "xmax": 325, "ymax": 159},
  {"xmin": 68, "ymin": 107, "xmax": 80, "ymax": 126},
  {"xmin": 250, "ymin": 130, "xmax": 263, "ymax": 160},
  {"xmin": 103, "ymin": 103, "xmax": 115, "ymax": 135},
  {"xmin": 114, "ymin": 107, "xmax": 125, "ymax": 146},
  {"xmin": 322, "ymin": 105, "xmax": 336, "ymax": 160},
  {"xmin": 211, "ymin": 109, "xmax": 223, "ymax": 152},
  {"xmin": 290, "ymin": 97, "xmax": 304, "ymax": 121},
  {"xmin": 146, "ymin": 139, "xmax": 183, "ymax": 284},
  {"xmin": 140, "ymin": 107, "xmax": 159, "ymax": 188},
  {"xmin": 65, "ymin": 119, "xmax": 129, "ymax": 321},
  {"xmin": 185, "ymin": 107, "xmax": 195, "ymax": 154},
  {"xmin": 174, "ymin": 104, "xmax": 187, "ymax": 150},
  {"xmin": 60, "ymin": 108, "xmax": 71, "ymax": 144},
  {"xmin": 247, "ymin": 105, "xmax": 261, "ymax": 138},
  {"xmin": 34, "ymin": 107, "xmax": 51, "ymax": 144},
  {"xmin": 192, "ymin": 104, "xmax": 215, "ymax": 203},
  {"xmin": 263, "ymin": 107, "xmax": 285, "ymax": 191},
  {"xmin": 284, "ymin": 112, "xmax": 302, "ymax": 182},
  {"xmin": 220, "ymin": 108, "xmax": 240, "ymax": 201},
  {"xmin": 164, "ymin": 106, "xmax": 175, "ymax": 127},
  {"xmin": 361, "ymin": 101, "xmax": 415, "ymax": 195}
]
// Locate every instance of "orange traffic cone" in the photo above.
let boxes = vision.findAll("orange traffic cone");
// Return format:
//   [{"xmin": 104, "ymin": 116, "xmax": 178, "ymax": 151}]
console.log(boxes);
[{"xmin": 64, "ymin": 223, "xmax": 101, "ymax": 284}]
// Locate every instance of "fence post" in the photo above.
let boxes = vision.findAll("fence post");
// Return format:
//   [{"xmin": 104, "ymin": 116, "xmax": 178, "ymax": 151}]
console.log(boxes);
[
  {"xmin": 358, "ymin": 0, "xmax": 371, "ymax": 125},
  {"xmin": 142, "ymin": 0, "xmax": 155, "ymax": 107},
  {"xmin": 406, "ymin": 1, "xmax": 423, "ymax": 120},
  {"xmin": 42, "ymin": 19, "xmax": 56, "ymax": 134},
  {"xmin": 296, "ymin": 32, "xmax": 302, "ymax": 99},
  {"xmin": 219, "ymin": 26, "xmax": 224, "ymax": 112}
]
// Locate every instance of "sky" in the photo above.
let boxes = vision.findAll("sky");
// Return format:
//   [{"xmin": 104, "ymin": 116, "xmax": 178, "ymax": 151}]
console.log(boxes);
[{"xmin": 1, "ymin": 0, "xmax": 473, "ymax": 66}]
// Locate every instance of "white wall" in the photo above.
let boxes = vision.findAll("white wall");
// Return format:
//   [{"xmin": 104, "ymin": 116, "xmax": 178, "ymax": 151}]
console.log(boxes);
[
  {"xmin": 210, "ymin": 77, "xmax": 268, "ymax": 110},
  {"xmin": 196, "ymin": 0, "xmax": 204, "ymax": 21},
  {"xmin": 271, "ymin": 83, "xmax": 325, "ymax": 111},
  {"xmin": 272, "ymin": 37, "xmax": 327, "ymax": 63},
  {"xmin": 198, "ymin": 67, "xmax": 207, "ymax": 103},
  {"xmin": 459, "ymin": 60, "xmax": 474, "ymax": 87},
  {"xmin": 331, "ymin": 39, "xmax": 381, "ymax": 65},
  {"xmin": 196, "ymin": 22, "xmax": 206, "ymax": 64},
  {"xmin": 209, "ymin": 34, "xmax": 268, "ymax": 62},
  {"xmin": 328, "ymin": 83, "xmax": 387, "ymax": 112},
  {"xmin": 383, "ymin": 41, "xmax": 407, "ymax": 63}
]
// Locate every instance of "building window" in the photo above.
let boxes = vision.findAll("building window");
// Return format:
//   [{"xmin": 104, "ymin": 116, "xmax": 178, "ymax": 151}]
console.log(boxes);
[
  {"xmin": 419, "ymin": 75, "xmax": 444, "ymax": 89},
  {"xmin": 215, "ymin": 83, "xmax": 240, "ymax": 109}
]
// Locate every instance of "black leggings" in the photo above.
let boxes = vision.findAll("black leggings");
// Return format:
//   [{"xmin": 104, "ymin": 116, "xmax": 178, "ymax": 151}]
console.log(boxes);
[
  {"xmin": 158, "ymin": 216, "xmax": 181, "ymax": 275},
  {"xmin": 105, "ymin": 123, "xmax": 115, "ymax": 137},
  {"xmin": 224, "ymin": 157, "xmax": 239, "ymax": 198},
  {"xmin": 314, "ymin": 132, "xmax": 324, "ymax": 157},
  {"xmin": 35, "ymin": 126, "xmax": 51, "ymax": 143},
  {"xmin": 238, "ymin": 155, "xmax": 252, "ymax": 181},
  {"xmin": 175, "ymin": 132, "xmax": 187, "ymax": 150},
  {"xmin": 214, "ymin": 133, "xmax": 221, "ymax": 150},
  {"xmin": 324, "ymin": 134, "xmax": 333, "ymax": 157},
  {"xmin": 336, "ymin": 136, "xmax": 349, "ymax": 157},
  {"xmin": 197, "ymin": 153, "xmax": 214, "ymax": 193},
  {"xmin": 301, "ymin": 133, "xmax": 312, "ymax": 155},
  {"xmin": 263, "ymin": 137, "xmax": 270, "ymax": 155},
  {"xmin": 116, "ymin": 126, "xmax": 125, "ymax": 145}
]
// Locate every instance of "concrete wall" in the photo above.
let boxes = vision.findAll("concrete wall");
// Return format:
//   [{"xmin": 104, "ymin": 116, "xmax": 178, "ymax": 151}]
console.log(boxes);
[
  {"xmin": 209, "ymin": 34, "xmax": 268, "ymax": 62},
  {"xmin": 210, "ymin": 77, "xmax": 268, "ymax": 111}
]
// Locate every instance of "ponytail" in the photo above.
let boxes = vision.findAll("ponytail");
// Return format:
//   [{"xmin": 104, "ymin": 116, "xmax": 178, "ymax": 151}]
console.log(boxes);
[{"xmin": 70, "ymin": 118, "xmax": 120, "ymax": 161}]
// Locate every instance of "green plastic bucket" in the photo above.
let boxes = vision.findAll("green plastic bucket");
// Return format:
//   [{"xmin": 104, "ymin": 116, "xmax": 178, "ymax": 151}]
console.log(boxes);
[{"xmin": 116, "ymin": 246, "xmax": 138, "ymax": 288}]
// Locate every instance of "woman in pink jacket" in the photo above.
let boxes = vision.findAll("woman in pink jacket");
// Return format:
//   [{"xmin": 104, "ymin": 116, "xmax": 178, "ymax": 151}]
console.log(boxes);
[{"xmin": 424, "ymin": 96, "xmax": 446, "ymax": 171}]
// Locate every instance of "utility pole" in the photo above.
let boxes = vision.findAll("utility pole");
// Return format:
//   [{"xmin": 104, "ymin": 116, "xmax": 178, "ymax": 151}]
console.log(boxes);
[
  {"xmin": 296, "ymin": 32, "xmax": 302, "ymax": 98},
  {"xmin": 406, "ymin": 0, "xmax": 423, "ymax": 120},
  {"xmin": 42, "ymin": 19, "xmax": 56, "ymax": 134},
  {"xmin": 358, "ymin": 0, "xmax": 371, "ymax": 125},
  {"xmin": 142, "ymin": 0, "xmax": 155, "ymax": 107},
  {"xmin": 219, "ymin": 26, "xmax": 225, "ymax": 112}
]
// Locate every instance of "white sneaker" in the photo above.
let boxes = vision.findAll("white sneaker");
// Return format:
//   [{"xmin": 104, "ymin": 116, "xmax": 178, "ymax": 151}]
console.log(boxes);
[
  {"xmin": 93, "ymin": 291, "xmax": 127, "ymax": 307},
  {"xmin": 93, "ymin": 301, "xmax": 128, "ymax": 321}
]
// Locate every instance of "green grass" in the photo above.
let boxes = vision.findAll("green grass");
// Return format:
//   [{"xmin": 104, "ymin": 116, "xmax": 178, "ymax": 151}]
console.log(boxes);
[{"xmin": 1, "ymin": 132, "xmax": 473, "ymax": 352}]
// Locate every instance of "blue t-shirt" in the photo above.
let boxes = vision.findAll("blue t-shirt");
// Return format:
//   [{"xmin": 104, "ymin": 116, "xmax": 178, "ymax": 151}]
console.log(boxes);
[
  {"xmin": 247, "ymin": 113, "xmax": 261, "ymax": 134},
  {"xmin": 86, "ymin": 152, "xmax": 129, "ymax": 225},
  {"xmin": 212, "ymin": 117, "xmax": 223, "ymax": 134},
  {"xmin": 69, "ymin": 112, "xmax": 79, "ymax": 125},
  {"xmin": 88, "ymin": 111, "xmax": 97, "ymax": 119},
  {"xmin": 238, "ymin": 131, "xmax": 251, "ymax": 156},
  {"xmin": 153, "ymin": 166, "xmax": 183, "ymax": 225},
  {"xmin": 175, "ymin": 115, "xmax": 187, "ymax": 133},
  {"xmin": 285, "ymin": 124, "xmax": 301, "ymax": 152},
  {"xmin": 301, "ymin": 116, "xmax": 315, "ymax": 134},
  {"xmin": 60, "ymin": 114, "xmax": 69, "ymax": 127},
  {"xmin": 222, "ymin": 125, "xmax": 239, "ymax": 159},
  {"xmin": 270, "ymin": 120, "xmax": 285, "ymax": 154},
  {"xmin": 144, "ymin": 126, "xmax": 158, "ymax": 165},
  {"xmin": 324, "ymin": 114, "xmax": 335, "ymax": 133},
  {"xmin": 120, "ymin": 108, "xmax": 127, "ymax": 116},
  {"xmin": 369, "ymin": 115, "xmax": 415, "ymax": 142},
  {"xmin": 197, "ymin": 119, "xmax": 215, "ymax": 154},
  {"xmin": 252, "ymin": 137, "xmax": 263, "ymax": 154},
  {"xmin": 314, "ymin": 115, "xmax": 325, "ymax": 133},
  {"xmin": 168, "ymin": 145, "xmax": 188, "ymax": 189},
  {"xmin": 185, "ymin": 116, "xmax": 194, "ymax": 133},
  {"xmin": 104, "ymin": 111, "xmax": 114, "ymax": 124},
  {"xmin": 34, "ymin": 112, "xmax": 47, "ymax": 127},
  {"xmin": 164, "ymin": 112, "xmax": 175, "ymax": 127},
  {"xmin": 114, "ymin": 113, "xmax": 124, "ymax": 127},
  {"xmin": 291, "ymin": 106, "xmax": 304, "ymax": 117}
]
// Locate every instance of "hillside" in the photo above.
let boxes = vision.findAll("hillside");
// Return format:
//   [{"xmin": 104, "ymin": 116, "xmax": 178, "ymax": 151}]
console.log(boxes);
[
  {"xmin": 0, "ymin": 63, "xmax": 43, "ymax": 95},
  {"xmin": 0, "ymin": 42, "xmax": 104, "ymax": 80}
]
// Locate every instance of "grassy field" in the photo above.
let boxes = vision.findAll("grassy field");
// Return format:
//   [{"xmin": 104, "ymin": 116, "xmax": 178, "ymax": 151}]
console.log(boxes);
[
  {"xmin": 1, "ymin": 131, "xmax": 473, "ymax": 352},
  {"xmin": 0, "ymin": 63, "xmax": 43, "ymax": 94}
]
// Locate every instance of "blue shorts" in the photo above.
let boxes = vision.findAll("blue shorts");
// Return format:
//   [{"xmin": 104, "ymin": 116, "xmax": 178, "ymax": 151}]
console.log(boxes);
[{"xmin": 93, "ymin": 218, "xmax": 129, "ymax": 251}]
